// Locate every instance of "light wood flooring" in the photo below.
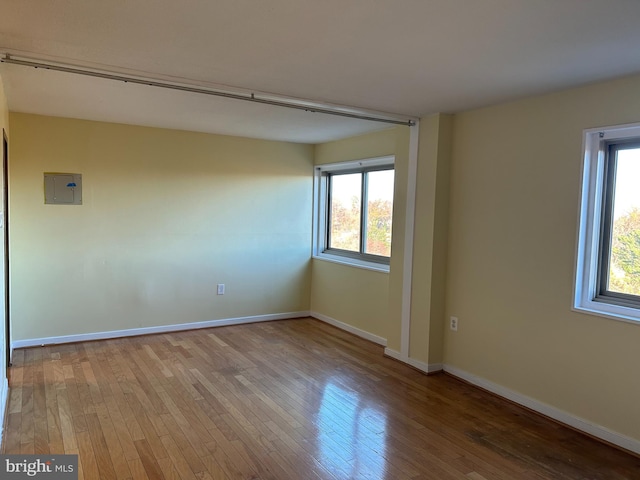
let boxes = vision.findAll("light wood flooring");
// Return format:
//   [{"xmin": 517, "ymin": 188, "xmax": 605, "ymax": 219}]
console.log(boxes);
[{"xmin": 2, "ymin": 318, "xmax": 639, "ymax": 479}]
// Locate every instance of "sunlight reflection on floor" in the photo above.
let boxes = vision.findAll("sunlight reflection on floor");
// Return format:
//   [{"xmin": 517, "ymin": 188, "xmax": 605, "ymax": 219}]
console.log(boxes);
[{"xmin": 317, "ymin": 379, "xmax": 388, "ymax": 479}]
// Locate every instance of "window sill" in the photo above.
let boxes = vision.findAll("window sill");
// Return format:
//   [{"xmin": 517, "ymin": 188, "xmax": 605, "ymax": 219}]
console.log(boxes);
[
  {"xmin": 312, "ymin": 253, "xmax": 390, "ymax": 273},
  {"xmin": 573, "ymin": 302, "xmax": 640, "ymax": 326}
]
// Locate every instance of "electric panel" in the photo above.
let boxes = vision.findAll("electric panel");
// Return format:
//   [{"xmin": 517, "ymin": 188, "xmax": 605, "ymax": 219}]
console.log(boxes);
[{"xmin": 44, "ymin": 173, "xmax": 82, "ymax": 205}]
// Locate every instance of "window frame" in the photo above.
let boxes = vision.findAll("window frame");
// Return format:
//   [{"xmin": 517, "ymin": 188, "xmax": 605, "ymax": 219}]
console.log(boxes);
[
  {"xmin": 574, "ymin": 123, "xmax": 640, "ymax": 323},
  {"xmin": 313, "ymin": 156, "xmax": 395, "ymax": 272}
]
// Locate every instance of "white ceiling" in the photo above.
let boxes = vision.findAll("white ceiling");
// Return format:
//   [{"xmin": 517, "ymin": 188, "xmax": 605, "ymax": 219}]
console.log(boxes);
[{"xmin": 2, "ymin": 0, "xmax": 640, "ymax": 143}]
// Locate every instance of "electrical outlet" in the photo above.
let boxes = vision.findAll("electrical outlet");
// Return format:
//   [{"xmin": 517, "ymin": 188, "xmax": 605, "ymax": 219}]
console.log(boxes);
[
  {"xmin": 450, "ymin": 316, "xmax": 458, "ymax": 331},
  {"xmin": 217, "ymin": 284, "xmax": 225, "ymax": 295}
]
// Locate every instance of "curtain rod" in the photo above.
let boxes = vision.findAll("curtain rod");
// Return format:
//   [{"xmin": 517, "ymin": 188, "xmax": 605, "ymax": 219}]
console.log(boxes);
[{"xmin": 1, "ymin": 54, "xmax": 416, "ymax": 127}]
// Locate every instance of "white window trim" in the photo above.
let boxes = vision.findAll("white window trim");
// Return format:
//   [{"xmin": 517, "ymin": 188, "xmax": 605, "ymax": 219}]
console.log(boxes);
[
  {"xmin": 312, "ymin": 155, "xmax": 395, "ymax": 273},
  {"xmin": 574, "ymin": 122, "xmax": 640, "ymax": 324}
]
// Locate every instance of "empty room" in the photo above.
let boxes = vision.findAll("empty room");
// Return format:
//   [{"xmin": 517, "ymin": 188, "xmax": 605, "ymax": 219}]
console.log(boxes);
[{"xmin": 0, "ymin": 1, "xmax": 640, "ymax": 479}]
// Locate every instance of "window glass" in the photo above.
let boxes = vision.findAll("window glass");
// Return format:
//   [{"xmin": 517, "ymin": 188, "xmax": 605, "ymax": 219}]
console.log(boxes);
[
  {"xmin": 329, "ymin": 173, "xmax": 362, "ymax": 252},
  {"xmin": 606, "ymin": 146, "xmax": 640, "ymax": 296},
  {"xmin": 365, "ymin": 169, "xmax": 394, "ymax": 257}
]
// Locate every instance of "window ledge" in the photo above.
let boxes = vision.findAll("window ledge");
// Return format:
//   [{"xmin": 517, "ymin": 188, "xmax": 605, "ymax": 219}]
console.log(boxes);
[
  {"xmin": 573, "ymin": 302, "xmax": 640, "ymax": 326},
  {"xmin": 312, "ymin": 253, "xmax": 390, "ymax": 273}
]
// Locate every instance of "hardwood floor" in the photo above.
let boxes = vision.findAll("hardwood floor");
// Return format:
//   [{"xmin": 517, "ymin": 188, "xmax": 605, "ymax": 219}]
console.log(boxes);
[{"xmin": 2, "ymin": 318, "xmax": 639, "ymax": 479}]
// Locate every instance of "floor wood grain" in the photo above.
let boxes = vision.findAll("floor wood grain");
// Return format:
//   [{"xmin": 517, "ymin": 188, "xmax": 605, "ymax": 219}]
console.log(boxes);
[{"xmin": 3, "ymin": 318, "xmax": 639, "ymax": 479}]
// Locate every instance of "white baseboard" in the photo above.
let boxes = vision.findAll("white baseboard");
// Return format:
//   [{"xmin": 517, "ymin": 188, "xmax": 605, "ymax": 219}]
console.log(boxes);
[
  {"xmin": 310, "ymin": 311, "xmax": 387, "ymax": 346},
  {"xmin": 384, "ymin": 348, "xmax": 443, "ymax": 374},
  {"xmin": 0, "ymin": 377, "xmax": 8, "ymax": 450},
  {"xmin": 11, "ymin": 311, "xmax": 310, "ymax": 349},
  {"xmin": 443, "ymin": 364, "xmax": 640, "ymax": 456}
]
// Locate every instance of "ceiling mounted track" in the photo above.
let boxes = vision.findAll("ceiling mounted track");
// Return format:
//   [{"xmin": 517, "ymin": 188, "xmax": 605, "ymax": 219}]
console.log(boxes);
[{"xmin": 1, "ymin": 54, "xmax": 416, "ymax": 127}]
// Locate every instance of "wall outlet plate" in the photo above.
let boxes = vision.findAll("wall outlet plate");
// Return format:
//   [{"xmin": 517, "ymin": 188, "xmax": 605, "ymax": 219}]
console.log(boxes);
[{"xmin": 450, "ymin": 316, "xmax": 458, "ymax": 331}]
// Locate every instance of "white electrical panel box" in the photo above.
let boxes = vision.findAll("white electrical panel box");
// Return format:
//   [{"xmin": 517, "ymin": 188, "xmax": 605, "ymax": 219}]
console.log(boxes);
[{"xmin": 44, "ymin": 173, "xmax": 82, "ymax": 205}]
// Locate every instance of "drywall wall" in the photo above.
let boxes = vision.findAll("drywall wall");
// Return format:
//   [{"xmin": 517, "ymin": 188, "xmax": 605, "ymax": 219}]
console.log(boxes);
[
  {"xmin": 445, "ymin": 73, "xmax": 640, "ymax": 442},
  {"xmin": 9, "ymin": 113, "xmax": 313, "ymax": 341},
  {"xmin": 409, "ymin": 114, "xmax": 452, "ymax": 366},
  {"xmin": 385, "ymin": 126, "xmax": 411, "ymax": 352},
  {"xmin": 0, "ymin": 74, "xmax": 9, "ymax": 435},
  {"xmin": 310, "ymin": 259, "xmax": 389, "ymax": 340},
  {"xmin": 311, "ymin": 127, "xmax": 409, "ymax": 345}
]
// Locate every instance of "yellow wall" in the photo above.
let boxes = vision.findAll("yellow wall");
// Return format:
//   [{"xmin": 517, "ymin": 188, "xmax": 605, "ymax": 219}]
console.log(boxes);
[
  {"xmin": 0, "ymin": 75, "xmax": 9, "ymax": 385},
  {"xmin": 0, "ymin": 77, "xmax": 7, "ymax": 136},
  {"xmin": 310, "ymin": 260, "xmax": 389, "ymax": 338},
  {"xmin": 311, "ymin": 127, "xmax": 409, "ymax": 344},
  {"xmin": 9, "ymin": 113, "xmax": 313, "ymax": 341},
  {"xmin": 386, "ymin": 126, "xmax": 411, "ymax": 351},
  {"xmin": 445, "ymin": 73, "xmax": 640, "ymax": 440},
  {"xmin": 409, "ymin": 114, "xmax": 452, "ymax": 365}
]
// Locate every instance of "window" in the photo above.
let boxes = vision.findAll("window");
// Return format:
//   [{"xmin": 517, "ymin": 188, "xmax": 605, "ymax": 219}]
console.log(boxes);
[
  {"xmin": 313, "ymin": 156, "xmax": 395, "ymax": 271},
  {"xmin": 574, "ymin": 123, "xmax": 640, "ymax": 323}
]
